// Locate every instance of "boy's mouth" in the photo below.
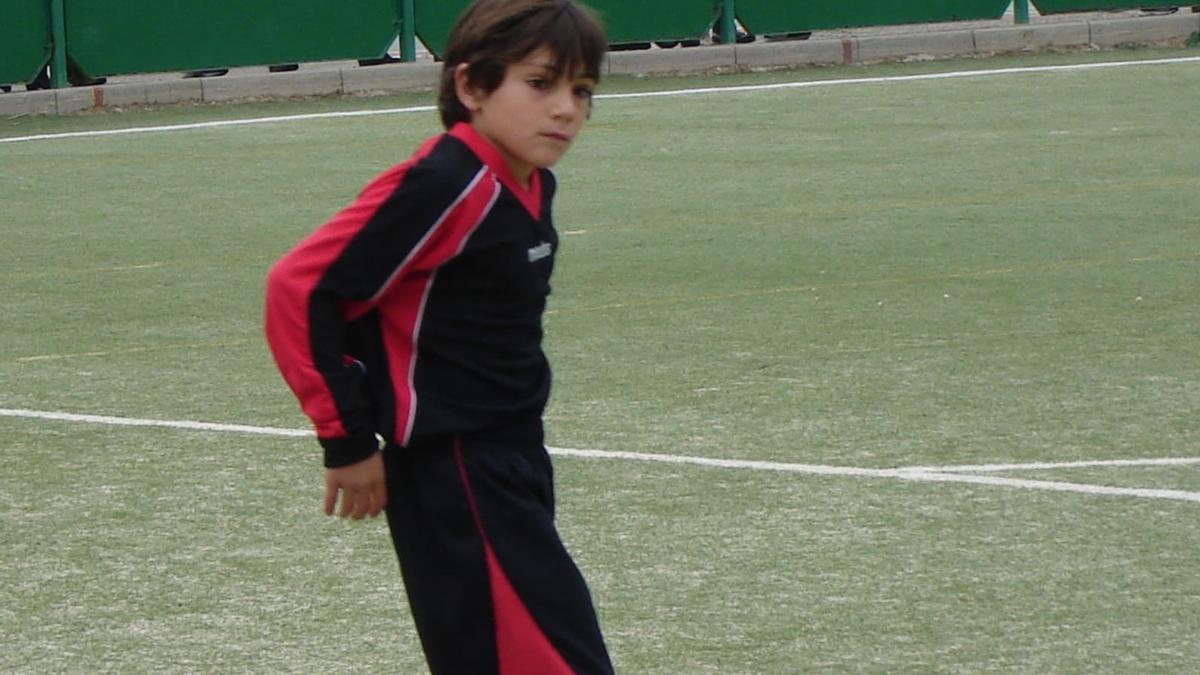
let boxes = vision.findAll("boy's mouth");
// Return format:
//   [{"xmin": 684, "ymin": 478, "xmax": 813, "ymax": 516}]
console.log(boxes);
[{"xmin": 541, "ymin": 131, "xmax": 571, "ymax": 143}]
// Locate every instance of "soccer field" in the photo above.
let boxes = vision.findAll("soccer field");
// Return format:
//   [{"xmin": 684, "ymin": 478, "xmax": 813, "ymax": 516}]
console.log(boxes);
[{"xmin": 3, "ymin": 49, "xmax": 1199, "ymax": 672}]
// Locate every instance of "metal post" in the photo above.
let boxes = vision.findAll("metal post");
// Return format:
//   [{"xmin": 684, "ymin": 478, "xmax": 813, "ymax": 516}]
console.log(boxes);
[
  {"xmin": 719, "ymin": 0, "xmax": 737, "ymax": 45},
  {"xmin": 1013, "ymin": 0, "xmax": 1031, "ymax": 25},
  {"xmin": 400, "ymin": 0, "xmax": 416, "ymax": 62},
  {"xmin": 49, "ymin": 0, "xmax": 69, "ymax": 88}
]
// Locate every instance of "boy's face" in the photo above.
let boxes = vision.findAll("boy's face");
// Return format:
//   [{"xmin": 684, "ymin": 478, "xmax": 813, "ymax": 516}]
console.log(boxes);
[{"xmin": 457, "ymin": 47, "xmax": 597, "ymax": 186}]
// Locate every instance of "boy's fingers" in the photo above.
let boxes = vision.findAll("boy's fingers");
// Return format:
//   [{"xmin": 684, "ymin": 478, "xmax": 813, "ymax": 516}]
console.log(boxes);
[
  {"xmin": 369, "ymin": 484, "xmax": 388, "ymax": 517},
  {"xmin": 347, "ymin": 487, "xmax": 377, "ymax": 520},
  {"xmin": 323, "ymin": 456, "xmax": 387, "ymax": 519},
  {"xmin": 368, "ymin": 493, "xmax": 383, "ymax": 518},
  {"xmin": 323, "ymin": 482, "xmax": 338, "ymax": 516}
]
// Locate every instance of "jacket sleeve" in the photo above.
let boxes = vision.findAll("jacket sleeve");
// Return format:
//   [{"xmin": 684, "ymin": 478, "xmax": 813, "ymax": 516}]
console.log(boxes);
[{"xmin": 263, "ymin": 153, "xmax": 498, "ymax": 467}]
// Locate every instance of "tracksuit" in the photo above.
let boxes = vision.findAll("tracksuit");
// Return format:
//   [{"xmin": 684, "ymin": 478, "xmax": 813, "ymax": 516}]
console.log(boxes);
[{"xmin": 264, "ymin": 122, "xmax": 613, "ymax": 674}]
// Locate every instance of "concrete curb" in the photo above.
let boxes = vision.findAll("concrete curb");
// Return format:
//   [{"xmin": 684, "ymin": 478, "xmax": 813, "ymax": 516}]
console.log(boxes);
[
  {"xmin": 0, "ymin": 90, "xmax": 57, "ymax": 117},
  {"xmin": 341, "ymin": 62, "xmax": 440, "ymax": 95},
  {"xmin": 973, "ymin": 23, "xmax": 1092, "ymax": 53},
  {"xmin": 606, "ymin": 45, "xmax": 736, "ymax": 75},
  {"xmin": 1089, "ymin": 13, "xmax": 1200, "ymax": 46},
  {"xmin": 1, "ymin": 13, "xmax": 1197, "ymax": 117},
  {"xmin": 615, "ymin": 13, "xmax": 1200, "ymax": 75}
]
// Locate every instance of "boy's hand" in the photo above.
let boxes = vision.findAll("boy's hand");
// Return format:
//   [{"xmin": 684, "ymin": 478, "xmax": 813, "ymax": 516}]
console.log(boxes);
[{"xmin": 324, "ymin": 451, "xmax": 387, "ymax": 520}]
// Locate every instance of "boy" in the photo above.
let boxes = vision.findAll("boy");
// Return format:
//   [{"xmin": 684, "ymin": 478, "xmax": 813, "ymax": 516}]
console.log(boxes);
[{"xmin": 263, "ymin": 1, "xmax": 614, "ymax": 673}]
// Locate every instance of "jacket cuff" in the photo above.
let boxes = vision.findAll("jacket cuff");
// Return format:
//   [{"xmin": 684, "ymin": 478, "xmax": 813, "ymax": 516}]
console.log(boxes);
[{"xmin": 319, "ymin": 432, "xmax": 380, "ymax": 468}]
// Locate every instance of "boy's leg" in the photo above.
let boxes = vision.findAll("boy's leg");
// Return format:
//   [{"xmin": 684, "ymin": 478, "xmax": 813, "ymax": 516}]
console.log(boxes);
[
  {"xmin": 383, "ymin": 432, "xmax": 612, "ymax": 675},
  {"xmin": 384, "ymin": 437, "xmax": 499, "ymax": 675},
  {"xmin": 457, "ymin": 434, "xmax": 613, "ymax": 675}
]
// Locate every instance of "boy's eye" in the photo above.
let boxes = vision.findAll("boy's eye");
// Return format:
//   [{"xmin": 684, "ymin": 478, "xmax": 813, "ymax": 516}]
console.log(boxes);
[
  {"xmin": 528, "ymin": 77, "xmax": 549, "ymax": 90},
  {"xmin": 573, "ymin": 85, "xmax": 595, "ymax": 100}
]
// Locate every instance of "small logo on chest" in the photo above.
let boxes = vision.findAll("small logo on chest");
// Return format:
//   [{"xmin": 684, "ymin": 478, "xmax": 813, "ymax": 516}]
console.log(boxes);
[{"xmin": 527, "ymin": 241, "xmax": 553, "ymax": 263}]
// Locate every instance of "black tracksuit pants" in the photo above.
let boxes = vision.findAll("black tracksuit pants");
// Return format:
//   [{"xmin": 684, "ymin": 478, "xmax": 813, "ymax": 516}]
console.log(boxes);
[{"xmin": 383, "ymin": 423, "xmax": 613, "ymax": 675}]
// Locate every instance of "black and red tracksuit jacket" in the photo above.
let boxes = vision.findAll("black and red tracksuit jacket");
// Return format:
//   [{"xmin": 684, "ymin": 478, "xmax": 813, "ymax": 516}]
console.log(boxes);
[{"xmin": 264, "ymin": 123, "xmax": 559, "ymax": 468}]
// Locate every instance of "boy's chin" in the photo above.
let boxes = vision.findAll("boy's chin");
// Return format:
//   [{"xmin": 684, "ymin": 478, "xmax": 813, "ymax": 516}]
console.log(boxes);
[{"xmin": 531, "ymin": 151, "xmax": 569, "ymax": 169}]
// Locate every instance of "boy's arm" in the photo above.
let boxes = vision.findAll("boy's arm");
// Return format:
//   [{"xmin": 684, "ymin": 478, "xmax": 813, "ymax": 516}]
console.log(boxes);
[
  {"xmin": 265, "ymin": 263, "xmax": 379, "ymax": 467},
  {"xmin": 263, "ymin": 153, "xmax": 501, "ymax": 468}
]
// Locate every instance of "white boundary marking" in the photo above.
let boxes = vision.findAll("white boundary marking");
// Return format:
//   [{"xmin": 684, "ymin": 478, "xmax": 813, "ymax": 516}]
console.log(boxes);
[
  {"xmin": 2, "ymin": 56, "xmax": 1199, "ymax": 145},
  {"xmin": 6, "ymin": 56, "xmax": 1200, "ymax": 501},
  {"xmin": 3, "ymin": 407, "xmax": 1198, "ymax": 504},
  {"xmin": 0, "ymin": 407, "xmax": 312, "ymax": 437},
  {"xmin": 0, "ymin": 105, "xmax": 435, "ymax": 145},
  {"xmin": 905, "ymin": 457, "xmax": 1200, "ymax": 473}
]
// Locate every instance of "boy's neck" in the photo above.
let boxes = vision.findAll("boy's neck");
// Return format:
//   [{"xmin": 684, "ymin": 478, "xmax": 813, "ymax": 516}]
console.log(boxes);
[
  {"xmin": 504, "ymin": 162, "xmax": 533, "ymax": 189},
  {"xmin": 487, "ymin": 135, "xmax": 533, "ymax": 188},
  {"xmin": 448, "ymin": 123, "xmax": 543, "ymax": 219},
  {"xmin": 466, "ymin": 122, "xmax": 532, "ymax": 188},
  {"xmin": 512, "ymin": 166, "xmax": 533, "ymax": 189}
]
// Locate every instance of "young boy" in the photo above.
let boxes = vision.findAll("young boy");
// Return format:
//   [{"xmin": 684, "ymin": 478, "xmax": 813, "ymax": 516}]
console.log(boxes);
[{"xmin": 263, "ymin": 1, "xmax": 614, "ymax": 673}]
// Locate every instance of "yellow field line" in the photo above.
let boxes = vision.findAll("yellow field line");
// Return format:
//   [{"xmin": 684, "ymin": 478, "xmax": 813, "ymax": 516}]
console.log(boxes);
[
  {"xmin": 549, "ymin": 252, "xmax": 1198, "ymax": 316},
  {"xmin": 4, "ymin": 253, "xmax": 1193, "ymax": 362},
  {"xmin": 797, "ymin": 176, "xmax": 1200, "ymax": 219},
  {"xmin": 3, "ymin": 262, "xmax": 167, "ymax": 280},
  {"xmin": 8, "ymin": 338, "xmax": 256, "ymax": 365}
]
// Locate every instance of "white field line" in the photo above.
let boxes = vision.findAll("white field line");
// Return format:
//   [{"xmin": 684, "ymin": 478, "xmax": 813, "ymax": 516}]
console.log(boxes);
[
  {"xmin": 905, "ymin": 457, "xmax": 1200, "ymax": 472},
  {"xmin": 0, "ymin": 407, "xmax": 312, "ymax": 438},
  {"xmin": 3, "ymin": 407, "xmax": 1198, "ymax": 504},
  {"xmin": 555, "ymin": 449, "xmax": 1200, "ymax": 504},
  {"xmin": 0, "ymin": 105, "xmax": 435, "ymax": 145},
  {"xmin": 596, "ymin": 56, "xmax": 1200, "ymax": 100},
  {"xmin": 894, "ymin": 470, "xmax": 1200, "ymax": 504},
  {"xmin": 2, "ymin": 56, "xmax": 1199, "ymax": 145}
]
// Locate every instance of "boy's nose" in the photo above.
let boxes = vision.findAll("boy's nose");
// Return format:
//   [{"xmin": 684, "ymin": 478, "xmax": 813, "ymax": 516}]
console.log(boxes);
[{"xmin": 549, "ymin": 85, "xmax": 581, "ymax": 118}]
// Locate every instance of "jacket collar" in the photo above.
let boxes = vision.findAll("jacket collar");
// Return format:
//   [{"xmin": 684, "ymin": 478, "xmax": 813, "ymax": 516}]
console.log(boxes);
[{"xmin": 448, "ymin": 122, "xmax": 542, "ymax": 219}]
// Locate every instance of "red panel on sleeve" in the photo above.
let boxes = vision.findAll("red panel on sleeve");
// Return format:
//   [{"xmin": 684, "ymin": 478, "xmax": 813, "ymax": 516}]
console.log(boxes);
[{"xmin": 263, "ymin": 137, "xmax": 441, "ymax": 441}]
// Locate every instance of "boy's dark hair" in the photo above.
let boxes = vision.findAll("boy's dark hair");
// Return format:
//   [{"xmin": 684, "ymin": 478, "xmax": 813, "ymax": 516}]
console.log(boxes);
[{"xmin": 438, "ymin": 0, "xmax": 607, "ymax": 129}]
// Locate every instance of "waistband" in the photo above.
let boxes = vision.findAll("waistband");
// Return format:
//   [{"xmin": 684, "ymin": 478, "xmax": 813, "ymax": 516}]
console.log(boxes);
[{"xmin": 389, "ymin": 418, "xmax": 544, "ymax": 453}]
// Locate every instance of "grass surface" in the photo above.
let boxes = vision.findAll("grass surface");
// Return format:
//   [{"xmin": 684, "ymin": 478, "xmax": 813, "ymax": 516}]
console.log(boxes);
[{"xmin": 2, "ymin": 49, "xmax": 1199, "ymax": 672}]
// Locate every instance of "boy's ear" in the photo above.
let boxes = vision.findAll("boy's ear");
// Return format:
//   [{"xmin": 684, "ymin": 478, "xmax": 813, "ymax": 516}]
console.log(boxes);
[{"xmin": 453, "ymin": 63, "xmax": 485, "ymax": 115}]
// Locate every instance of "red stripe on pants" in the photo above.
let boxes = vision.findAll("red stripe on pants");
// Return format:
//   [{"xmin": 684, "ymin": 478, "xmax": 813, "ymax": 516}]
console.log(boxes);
[{"xmin": 454, "ymin": 438, "xmax": 575, "ymax": 675}]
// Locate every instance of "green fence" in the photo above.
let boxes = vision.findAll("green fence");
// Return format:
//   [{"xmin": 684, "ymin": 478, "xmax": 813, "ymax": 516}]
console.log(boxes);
[
  {"xmin": 416, "ymin": 1, "xmax": 718, "ymax": 57},
  {"xmin": 598, "ymin": 0, "xmax": 718, "ymax": 44},
  {"xmin": 1031, "ymin": 0, "xmax": 1163, "ymax": 13},
  {"xmin": 737, "ymin": 0, "xmax": 1011, "ymax": 35},
  {"xmin": 66, "ymin": 0, "xmax": 400, "ymax": 77},
  {"xmin": 3, "ymin": 1, "xmax": 1191, "ymax": 88},
  {"xmin": 1, "ymin": 0, "xmax": 51, "ymax": 84},
  {"xmin": 413, "ymin": 0, "xmax": 469, "ymax": 60}
]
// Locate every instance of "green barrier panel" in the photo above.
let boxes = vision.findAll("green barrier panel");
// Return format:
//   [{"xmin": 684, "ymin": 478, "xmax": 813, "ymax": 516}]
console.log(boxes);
[
  {"xmin": 414, "ymin": 0, "xmax": 470, "ymax": 60},
  {"xmin": 1032, "ymin": 0, "xmax": 1166, "ymax": 13},
  {"xmin": 417, "ymin": 1, "xmax": 717, "ymax": 59},
  {"xmin": 65, "ymin": 0, "xmax": 399, "ymax": 77},
  {"xmin": 737, "ymin": 0, "xmax": 1010, "ymax": 34},
  {"xmin": 592, "ymin": 0, "xmax": 716, "ymax": 45},
  {"xmin": 1, "ymin": 0, "xmax": 51, "ymax": 85}
]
